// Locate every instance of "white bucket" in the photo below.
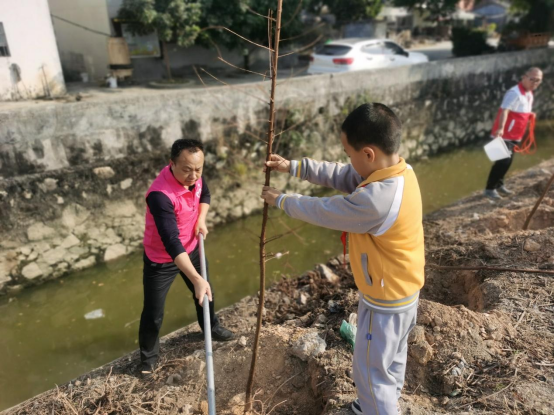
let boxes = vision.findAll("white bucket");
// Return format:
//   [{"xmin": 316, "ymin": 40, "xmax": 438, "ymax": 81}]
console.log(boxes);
[
  {"xmin": 484, "ymin": 137, "xmax": 511, "ymax": 162},
  {"xmin": 107, "ymin": 76, "xmax": 118, "ymax": 88}
]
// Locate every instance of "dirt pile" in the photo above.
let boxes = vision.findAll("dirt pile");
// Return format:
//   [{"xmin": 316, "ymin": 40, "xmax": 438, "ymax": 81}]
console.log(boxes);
[{"xmin": 5, "ymin": 160, "xmax": 554, "ymax": 415}]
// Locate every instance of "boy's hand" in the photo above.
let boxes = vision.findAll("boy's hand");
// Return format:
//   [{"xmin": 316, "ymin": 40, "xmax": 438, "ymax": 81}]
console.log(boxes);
[
  {"xmin": 264, "ymin": 154, "xmax": 291, "ymax": 173},
  {"xmin": 261, "ymin": 186, "xmax": 282, "ymax": 207}
]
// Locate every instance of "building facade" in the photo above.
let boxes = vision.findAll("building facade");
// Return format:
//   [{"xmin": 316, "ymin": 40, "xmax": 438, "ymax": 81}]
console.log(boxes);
[{"xmin": 0, "ymin": 0, "xmax": 66, "ymax": 101}]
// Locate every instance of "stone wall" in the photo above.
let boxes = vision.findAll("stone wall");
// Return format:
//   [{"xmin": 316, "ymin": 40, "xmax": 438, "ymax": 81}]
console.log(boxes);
[{"xmin": 1, "ymin": 48, "xmax": 553, "ymax": 294}]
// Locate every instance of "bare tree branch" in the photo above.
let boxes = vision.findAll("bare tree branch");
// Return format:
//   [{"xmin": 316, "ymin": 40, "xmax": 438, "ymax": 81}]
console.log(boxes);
[
  {"xmin": 281, "ymin": 23, "xmax": 326, "ymax": 41},
  {"xmin": 282, "ymin": 0, "xmax": 303, "ymax": 28},
  {"xmin": 279, "ymin": 34, "xmax": 323, "ymax": 58},
  {"xmin": 200, "ymin": 25, "xmax": 274, "ymax": 51},
  {"xmin": 216, "ymin": 56, "xmax": 268, "ymax": 77},
  {"xmin": 247, "ymin": 6, "xmax": 276, "ymax": 21}
]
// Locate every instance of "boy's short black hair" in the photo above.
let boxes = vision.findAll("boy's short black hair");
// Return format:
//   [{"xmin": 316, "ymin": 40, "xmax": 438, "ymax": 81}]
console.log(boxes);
[
  {"xmin": 171, "ymin": 139, "xmax": 204, "ymax": 162},
  {"xmin": 341, "ymin": 103, "xmax": 402, "ymax": 155}
]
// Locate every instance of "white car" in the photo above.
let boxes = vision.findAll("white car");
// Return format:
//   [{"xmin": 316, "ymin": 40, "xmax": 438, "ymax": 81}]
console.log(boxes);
[{"xmin": 307, "ymin": 38, "xmax": 429, "ymax": 74}]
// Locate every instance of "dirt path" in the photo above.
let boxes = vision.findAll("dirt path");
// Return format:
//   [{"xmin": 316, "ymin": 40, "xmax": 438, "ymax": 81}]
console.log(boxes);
[{"xmin": 5, "ymin": 159, "xmax": 554, "ymax": 415}]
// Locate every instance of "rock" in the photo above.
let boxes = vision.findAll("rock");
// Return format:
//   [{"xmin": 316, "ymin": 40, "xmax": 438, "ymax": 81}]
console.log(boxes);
[
  {"xmin": 21, "ymin": 262, "xmax": 43, "ymax": 280},
  {"xmin": 228, "ymin": 392, "xmax": 246, "ymax": 415},
  {"xmin": 42, "ymin": 178, "xmax": 58, "ymax": 192},
  {"xmin": 20, "ymin": 246, "xmax": 32, "ymax": 256},
  {"xmin": 73, "ymin": 256, "xmax": 97, "ymax": 271},
  {"xmin": 328, "ymin": 300, "xmax": 339, "ymax": 313},
  {"xmin": 183, "ymin": 358, "xmax": 206, "ymax": 379},
  {"xmin": 93, "ymin": 166, "xmax": 115, "ymax": 179},
  {"xmin": 441, "ymin": 396, "xmax": 450, "ymax": 406},
  {"xmin": 524, "ymin": 239, "xmax": 541, "ymax": 252},
  {"xmin": 104, "ymin": 244, "xmax": 127, "ymax": 262},
  {"xmin": 43, "ymin": 247, "xmax": 68, "ymax": 266},
  {"xmin": 61, "ymin": 234, "xmax": 80, "ymax": 249},
  {"xmin": 433, "ymin": 326, "xmax": 442, "ymax": 333},
  {"xmin": 37, "ymin": 262, "xmax": 53, "ymax": 278},
  {"xmin": 104, "ymin": 200, "xmax": 137, "ymax": 218},
  {"xmin": 298, "ymin": 293, "xmax": 308, "ymax": 305},
  {"xmin": 69, "ymin": 246, "xmax": 89, "ymax": 256},
  {"xmin": 27, "ymin": 251, "xmax": 38, "ymax": 261},
  {"xmin": 433, "ymin": 317, "xmax": 444, "ymax": 327},
  {"xmin": 410, "ymin": 341, "xmax": 433, "ymax": 365},
  {"xmin": 316, "ymin": 263, "xmax": 340, "ymax": 284},
  {"xmin": 61, "ymin": 204, "xmax": 91, "ymax": 229},
  {"xmin": 6, "ymin": 284, "xmax": 23, "ymax": 294},
  {"xmin": 451, "ymin": 367, "xmax": 462, "ymax": 376},
  {"xmin": 316, "ymin": 314, "xmax": 328, "ymax": 324},
  {"xmin": 291, "ymin": 332, "xmax": 326, "ymax": 361},
  {"xmin": 408, "ymin": 325, "xmax": 426, "ymax": 344},
  {"xmin": 0, "ymin": 269, "xmax": 11, "ymax": 290},
  {"xmin": 238, "ymin": 336, "xmax": 247, "ymax": 347},
  {"xmin": 166, "ymin": 373, "xmax": 182, "ymax": 385},
  {"xmin": 27, "ymin": 222, "xmax": 56, "ymax": 241},
  {"xmin": 120, "ymin": 178, "xmax": 133, "ymax": 190},
  {"xmin": 74, "ymin": 380, "xmax": 81, "ymax": 387},
  {"xmin": 5, "ymin": 251, "xmax": 17, "ymax": 261},
  {"xmin": 56, "ymin": 196, "xmax": 64, "ymax": 204}
]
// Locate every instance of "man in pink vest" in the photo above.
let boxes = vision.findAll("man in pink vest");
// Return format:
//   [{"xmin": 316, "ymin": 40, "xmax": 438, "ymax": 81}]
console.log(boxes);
[
  {"xmin": 139, "ymin": 139, "xmax": 234, "ymax": 375},
  {"xmin": 484, "ymin": 67, "xmax": 543, "ymax": 199}
]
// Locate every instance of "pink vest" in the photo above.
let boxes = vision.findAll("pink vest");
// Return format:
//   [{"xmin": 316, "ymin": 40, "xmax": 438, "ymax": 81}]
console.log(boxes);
[
  {"xmin": 491, "ymin": 83, "xmax": 533, "ymax": 141},
  {"xmin": 143, "ymin": 165, "xmax": 202, "ymax": 263}
]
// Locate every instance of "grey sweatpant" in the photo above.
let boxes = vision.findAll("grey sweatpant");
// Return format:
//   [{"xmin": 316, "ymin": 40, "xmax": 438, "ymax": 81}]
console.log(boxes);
[{"xmin": 352, "ymin": 294, "xmax": 418, "ymax": 415}]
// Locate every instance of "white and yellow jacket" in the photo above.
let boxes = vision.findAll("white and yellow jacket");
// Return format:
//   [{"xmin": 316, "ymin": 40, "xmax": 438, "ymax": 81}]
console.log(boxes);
[{"xmin": 275, "ymin": 157, "xmax": 425, "ymax": 314}]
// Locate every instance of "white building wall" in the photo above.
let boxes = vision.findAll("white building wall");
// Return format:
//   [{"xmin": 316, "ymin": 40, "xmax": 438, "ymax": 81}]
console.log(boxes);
[
  {"xmin": 0, "ymin": 0, "xmax": 66, "ymax": 101},
  {"xmin": 48, "ymin": 0, "xmax": 112, "ymax": 82}
]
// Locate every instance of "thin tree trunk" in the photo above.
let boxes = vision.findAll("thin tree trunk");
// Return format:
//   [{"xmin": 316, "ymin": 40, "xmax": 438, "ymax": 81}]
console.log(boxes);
[
  {"xmin": 523, "ymin": 171, "xmax": 554, "ymax": 230},
  {"xmin": 162, "ymin": 41, "xmax": 172, "ymax": 80},
  {"xmin": 245, "ymin": 0, "xmax": 283, "ymax": 412}
]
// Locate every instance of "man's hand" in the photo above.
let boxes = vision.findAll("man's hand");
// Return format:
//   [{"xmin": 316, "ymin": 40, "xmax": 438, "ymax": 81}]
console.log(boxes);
[
  {"xmin": 193, "ymin": 278, "xmax": 212, "ymax": 306},
  {"xmin": 264, "ymin": 154, "xmax": 291, "ymax": 173},
  {"xmin": 495, "ymin": 129, "xmax": 504, "ymax": 138},
  {"xmin": 195, "ymin": 220, "xmax": 209, "ymax": 240},
  {"xmin": 261, "ymin": 186, "xmax": 282, "ymax": 207}
]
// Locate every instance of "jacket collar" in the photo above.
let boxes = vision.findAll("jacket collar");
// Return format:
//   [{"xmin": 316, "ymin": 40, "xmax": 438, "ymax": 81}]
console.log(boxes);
[
  {"xmin": 518, "ymin": 82, "xmax": 533, "ymax": 96},
  {"xmin": 357, "ymin": 157, "xmax": 407, "ymax": 188},
  {"xmin": 161, "ymin": 165, "xmax": 190, "ymax": 196}
]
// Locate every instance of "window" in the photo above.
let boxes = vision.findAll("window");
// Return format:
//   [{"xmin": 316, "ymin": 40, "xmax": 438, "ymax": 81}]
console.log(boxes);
[
  {"xmin": 315, "ymin": 45, "xmax": 352, "ymax": 56},
  {"xmin": 361, "ymin": 43, "xmax": 384, "ymax": 55},
  {"xmin": 384, "ymin": 42, "xmax": 405, "ymax": 56},
  {"xmin": 0, "ymin": 23, "xmax": 10, "ymax": 57}
]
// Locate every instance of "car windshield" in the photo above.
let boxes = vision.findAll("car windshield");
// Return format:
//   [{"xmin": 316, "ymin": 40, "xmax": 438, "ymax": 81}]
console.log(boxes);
[{"xmin": 315, "ymin": 45, "xmax": 352, "ymax": 56}]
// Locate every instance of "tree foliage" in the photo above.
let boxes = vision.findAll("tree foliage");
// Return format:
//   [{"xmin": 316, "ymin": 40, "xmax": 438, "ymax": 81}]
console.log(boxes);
[
  {"xmin": 391, "ymin": 0, "xmax": 459, "ymax": 20},
  {"xmin": 118, "ymin": 0, "xmax": 202, "ymax": 47},
  {"xmin": 309, "ymin": 0, "xmax": 384, "ymax": 22},
  {"xmin": 511, "ymin": 0, "xmax": 554, "ymax": 32},
  {"xmin": 199, "ymin": 0, "xmax": 309, "ymax": 51}
]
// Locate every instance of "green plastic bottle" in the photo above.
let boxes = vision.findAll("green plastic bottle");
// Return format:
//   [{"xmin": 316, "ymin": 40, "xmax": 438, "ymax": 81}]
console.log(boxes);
[{"xmin": 340, "ymin": 320, "xmax": 357, "ymax": 348}]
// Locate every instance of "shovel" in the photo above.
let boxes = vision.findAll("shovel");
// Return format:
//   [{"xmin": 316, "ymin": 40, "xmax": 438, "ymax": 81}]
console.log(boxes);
[{"xmin": 198, "ymin": 233, "xmax": 216, "ymax": 415}]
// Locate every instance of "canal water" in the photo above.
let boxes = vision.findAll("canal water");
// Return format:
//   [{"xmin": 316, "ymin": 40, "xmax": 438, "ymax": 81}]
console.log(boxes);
[{"xmin": 1, "ymin": 124, "xmax": 553, "ymax": 410}]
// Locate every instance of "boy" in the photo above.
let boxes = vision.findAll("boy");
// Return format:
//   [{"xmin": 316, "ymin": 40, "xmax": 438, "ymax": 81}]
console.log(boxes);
[{"xmin": 261, "ymin": 103, "xmax": 425, "ymax": 415}]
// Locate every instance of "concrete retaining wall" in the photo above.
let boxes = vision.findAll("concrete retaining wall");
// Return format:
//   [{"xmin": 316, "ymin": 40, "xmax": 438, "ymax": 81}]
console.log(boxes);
[{"xmin": 1, "ymin": 48, "xmax": 553, "ymax": 293}]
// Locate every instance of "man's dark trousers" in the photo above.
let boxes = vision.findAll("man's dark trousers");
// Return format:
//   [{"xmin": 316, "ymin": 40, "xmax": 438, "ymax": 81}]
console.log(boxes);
[
  {"xmin": 139, "ymin": 245, "xmax": 218, "ymax": 367},
  {"xmin": 486, "ymin": 140, "xmax": 517, "ymax": 190}
]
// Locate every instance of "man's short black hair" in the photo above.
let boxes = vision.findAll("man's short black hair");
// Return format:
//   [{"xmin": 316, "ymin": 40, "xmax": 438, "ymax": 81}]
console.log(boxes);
[
  {"xmin": 341, "ymin": 103, "xmax": 402, "ymax": 155},
  {"xmin": 171, "ymin": 139, "xmax": 204, "ymax": 162}
]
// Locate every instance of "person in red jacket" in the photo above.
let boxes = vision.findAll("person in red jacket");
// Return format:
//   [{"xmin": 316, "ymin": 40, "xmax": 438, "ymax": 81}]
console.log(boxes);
[
  {"xmin": 484, "ymin": 67, "xmax": 543, "ymax": 199},
  {"xmin": 139, "ymin": 139, "xmax": 234, "ymax": 376}
]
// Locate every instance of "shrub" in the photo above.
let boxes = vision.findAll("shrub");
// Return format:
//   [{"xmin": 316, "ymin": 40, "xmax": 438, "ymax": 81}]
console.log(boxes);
[{"xmin": 451, "ymin": 27, "xmax": 495, "ymax": 57}]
